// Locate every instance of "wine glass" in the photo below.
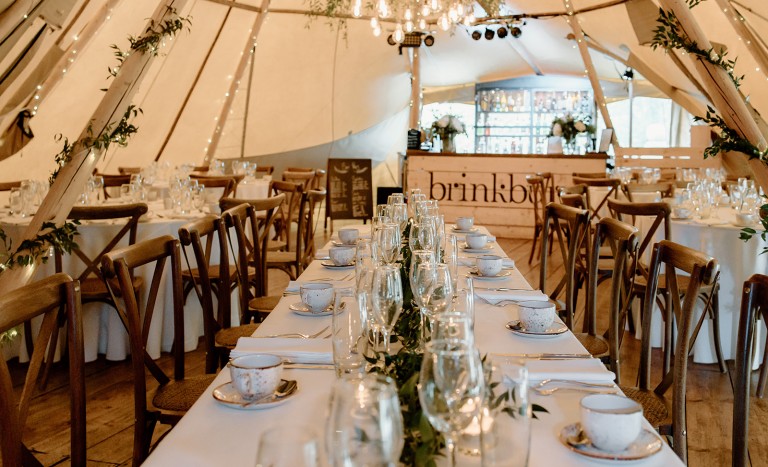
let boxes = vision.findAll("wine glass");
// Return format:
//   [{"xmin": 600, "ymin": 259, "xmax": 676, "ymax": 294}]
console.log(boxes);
[
  {"xmin": 431, "ymin": 312, "xmax": 473, "ymax": 343},
  {"xmin": 421, "ymin": 263, "xmax": 454, "ymax": 320},
  {"xmin": 326, "ymin": 374, "xmax": 404, "ymax": 467},
  {"xmin": 389, "ymin": 202, "xmax": 408, "ymax": 233},
  {"xmin": 418, "ymin": 339, "xmax": 484, "ymax": 467},
  {"xmin": 387, "ymin": 193, "xmax": 405, "ymax": 205},
  {"xmin": 355, "ymin": 239, "xmax": 374, "ymax": 292},
  {"xmin": 445, "ymin": 234, "xmax": 459, "ymax": 296},
  {"xmin": 374, "ymin": 223, "xmax": 401, "ymax": 265},
  {"xmin": 409, "ymin": 220, "xmax": 436, "ymax": 252},
  {"xmin": 256, "ymin": 425, "xmax": 320, "ymax": 467},
  {"xmin": 371, "ymin": 264, "xmax": 403, "ymax": 353},
  {"xmin": 91, "ymin": 175, "xmax": 104, "ymax": 204}
]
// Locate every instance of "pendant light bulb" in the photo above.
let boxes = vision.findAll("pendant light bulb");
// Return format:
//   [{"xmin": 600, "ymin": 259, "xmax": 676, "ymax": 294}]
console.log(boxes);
[
  {"xmin": 448, "ymin": 7, "xmax": 458, "ymax": 22},
  {"xmin": 352, "ymin": 0, "xmax": 362, "ymax": 17},
  {"xmin": 418, "ymin": 18, "xmax": 427, "ymax": 30},
  {"xmin": 405, "ymin": 20, "xmax": 414, "ymax": 32},
  {"xmin": 456, "ymin": 3, "xmax": 464, "ymax": 16},
  {"xmin": 439, "ymin": 14, "xmax": 450, "ymax": 31},
  {"xmin": 421, "ymin": 4, "xmax": 430, "ymax": 16},
  {"xmin": 373, "ymin": 24, "xmax": 382, "ymax": 36},
  {"xmin": 404, "ymin": 8, "xmax": 412, "ymax": 20},
  {"xmin": 431, "ymin": 0, "xmax": 439, "ymax": 11},
  {"xmin": 371, "ymin": 17, "xmax": 379, "ymax": 28},
  {"xmin": 394, "ymin": 24, "xmax": 405, "ymax": 43},
  {"xmin": 378, "ymin": 0, "xmax": 389, "ymax": 18}
]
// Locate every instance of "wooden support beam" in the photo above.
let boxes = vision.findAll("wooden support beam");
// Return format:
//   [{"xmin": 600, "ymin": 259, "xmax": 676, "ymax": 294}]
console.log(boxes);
[
  {"xmin": 504, "ymin": 38, "xmax": 544, "ymax": 76},
  {"xmin": 562, "ymin": 0, "xmax": 620, "ymax": 151},
  {"xmin": 409, "ymin": 47, "xmax": 421, "ymax": 129},
  {"xmin": 205, "ymin": 0, "xmax": 270, "ymax": 163},
  {"xmin": 713, "ymin": 0, "xmax": 768, "ymax": 80},
  {"xmin": 667, "ymin": 50, "xmax": 713, "ymax": 104},
  {"xmin": 657, "ymin": 0, "xmax": 768, "ymax": 239},
  {"xmin": 0, "ymin": 0, "xmax": 189, "ymax": 294}
]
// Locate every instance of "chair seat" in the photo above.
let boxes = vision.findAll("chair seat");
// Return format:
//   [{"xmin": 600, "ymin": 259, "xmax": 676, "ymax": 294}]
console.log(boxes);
[
  {"xmin": 81, "ymin": 276, "xmax": 143, "ymax": 299},
  {"xmin": 249, "ymin": 295, "xmax": 281, "ymax": 313},
  {"xmin": 152, "ymin": 374, "xmax": 217, "ymax": 412},
  {"xmin": 620, "ymin": 386, "xmax": 670, "ymax": 427},
  {"xmin": 182, "ymin": 265, "xmax": 237, "ymax": 282},
  {"xmin": 267, "ymin": 251, "xmax": 298, "ymax": 264},
  {"xmin": 267, "ymin": 240, "xmax": 287, "ymax": 251},
  {"xmin": 215, "ymin": 323, "xmax": 260, "ymax": 348},
  {"xmin": 575, "ymin": 333, "xmax": 609, "ymax": 357}
]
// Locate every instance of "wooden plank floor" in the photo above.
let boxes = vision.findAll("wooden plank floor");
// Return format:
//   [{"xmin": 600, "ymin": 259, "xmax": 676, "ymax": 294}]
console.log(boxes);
[{"xmin": 7, "ymin": 234, "xmax": 768, "ymax": 466}]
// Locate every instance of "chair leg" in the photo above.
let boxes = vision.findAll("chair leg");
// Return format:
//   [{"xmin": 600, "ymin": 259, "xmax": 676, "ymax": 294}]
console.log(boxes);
[
  {"xmin": 758, "ymin": 339, "xmax": 768, "ymax": 398},
  {"xmin": 709, "ymin": 289, "xmax": 727, "ymax": 373},
  {"xmin": 528, "ymin": 225, "xmax": 540, "ymax": 264}
]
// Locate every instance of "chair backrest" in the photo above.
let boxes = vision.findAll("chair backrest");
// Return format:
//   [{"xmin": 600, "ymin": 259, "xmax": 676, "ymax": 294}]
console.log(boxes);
[
  {"xmin": 270, "ymin": 180, "xmax": 304, "ymax": 250},
  {"xmin": 540, "ymin": 202, "xmax": 590, "ymax": 330},
  {"xmin": 733, "ymin": 274, "xmax": 768, "ymax": 467},
  {"xmin": 190, "ymin": 175, "xmax": 237, "ymax": 200},
  {"xmin": 97, "ymin": 173, "xmax": 132, "ymax": 199},
  {"xmin": 572, "ymin": 177, "xmax": 621, "ymax": 222},
  {"xmin": 0, "ymin": 273, "xmax": 85, "ymax": 467},
  {"xmin": 179, "ymin": 215, "xmax": 230, "ymax": 373},
  {"xmin": 118, "ymin": 167, "xmax": 142, "ymax": 175},
  {"xmin": 624, "ymin": 182, "xmax": 675, "ymax": 202},
  {"xmin": 282, "ymin": 170, "xmax": 315, "ymax": 191},
  {"xmin": 607, "ymin": 198, "xmax": 671, "ymax": 282},
  {"xmin": 101, "ymin": 235, "xmax": 185, "ymax": 464},
  {"xmin": 255, "ymin": 165, "xmax": 274, "ymax": 176},
  {"xmin": 56, "ymin": 203, "xmax": 149, "ymax": 284},
  {"xmin": 525, "ymin": 175, "xmax": 546, "ymax": 227},
  {"xmin": 572, "ymin": 172, "xmax": 606, "ymax": 179},
  {"xmin": 557, "ymin": 184, "xmax": 588, "ymax": 210},
  {"xmin": 192, "ymin": 165, "xmax": 210, "ymax": 173},
  {"xmin": 535, "ymin": 172, "xmax": 555, "ymax": 203},
  {"xmin": 300, "ymin": 189, "xmax": 326, "ymax": 268},
  {"xmin": 638, "ymin": 240, "xmax": 718, "ymax": 464},
  {"xmin": 0, "ymin": 180, "xmax": 21, "ymax": 191},
  {"xmin": 586, "ymin": 217, "xmax": 638, "ymax": 384}
]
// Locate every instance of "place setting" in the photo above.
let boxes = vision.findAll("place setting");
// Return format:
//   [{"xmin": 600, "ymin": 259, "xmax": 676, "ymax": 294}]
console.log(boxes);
[
  {"xmin": 466, "ymin": 254, "xmax": 513, "ymax": 281},
  {"xmin": 212, "ymin": 354, "xmax": 299, "ymax": 410},
  {"xmin": 288, "ymin": 283, "xmax": 337, "ymax": 317},
  {"xmin": 451, "ymin": 215, "xmax": 479, "ymax": 234},
  {"xmin": 320, "ymin": 245, "xmax": 356, "ymax": 269},
  {"xmin": 461, "ymin": 232, "xmax": 495, "ymax": 253}
]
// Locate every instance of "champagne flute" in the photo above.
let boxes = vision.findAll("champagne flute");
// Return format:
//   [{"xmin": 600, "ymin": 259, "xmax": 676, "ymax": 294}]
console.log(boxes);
[
  {"xmin": 418, "ymin": 339, "xmax": 484, "ymax": 467},
  {"xmin": 421, "ymin": 263, "xmax": 454, "ymax": 320},
  {"xmin": 390, "ymin": 202, "xmax": 408, "ymax": 233},
  {"xmin": 371, "ymin": 264, "xmax": 403, "ymax": 353},
  {"xmin": 326, "ymin": 374, "xmax": 404, "ymax": 467},
  {"xmin": 411, "ymin": 250, "xmax": 436, "ymax": 347},
  {"xmin": 409, "ymin": 220, "xmax": 436, "ymax": 252},
  {"xmin": 374, "ymin": 223, "xmax": 401, "ymax": 265}
]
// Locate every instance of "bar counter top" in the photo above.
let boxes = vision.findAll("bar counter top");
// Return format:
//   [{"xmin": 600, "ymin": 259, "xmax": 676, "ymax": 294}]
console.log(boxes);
[{"xmin": 405, "ymin": 150, "xmax": 608, "ymax": 160}]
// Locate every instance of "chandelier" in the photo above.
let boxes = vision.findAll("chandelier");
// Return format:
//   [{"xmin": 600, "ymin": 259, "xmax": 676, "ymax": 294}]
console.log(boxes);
[{"xmin": 351, "ymin": 0, "xmax": 500, "ymax": 40}]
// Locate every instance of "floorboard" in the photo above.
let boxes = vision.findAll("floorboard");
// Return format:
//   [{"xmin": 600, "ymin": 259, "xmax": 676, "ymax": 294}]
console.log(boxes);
[{"xmin": 7, "ymin": 229, "xmax": 765, "ymax": 466}]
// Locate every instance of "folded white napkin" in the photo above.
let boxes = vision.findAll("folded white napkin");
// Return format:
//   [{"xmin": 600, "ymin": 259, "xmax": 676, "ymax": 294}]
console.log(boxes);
[
  {"xmin": 230, "ymin": 337, "xmax": 333, "ymax": 364},
  {"xmin": 315, "ymin": 249, "xmax": 330, "ymax": 260},
  {"xmin": 452, "ymin": 234, "xmax": 496, "ymax": 242},
  {"xmin": 475, "ymin": 289, "xmax": 549, "ymax": 304},
  {"xmin": 524, "ymin": 359, "xmax": 616, "ymax": 382},
  {"xmin": 285, "ymin": 280, "xmax": 352, "ymax": 292},
  {"xmin": 459, "ymin": 258, "xmax": 514, "ymax": 268}
]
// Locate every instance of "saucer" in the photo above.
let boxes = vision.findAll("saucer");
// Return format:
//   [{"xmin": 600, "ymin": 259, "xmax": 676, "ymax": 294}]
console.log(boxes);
[
  {"xmin": 289, "ymin": 302, "xmax": 333, "ymax": 316},
  {"xmin": 462, "ymin": 244, "xmax": 493, "ymax": 254},
  {"xmin": 452, "ymin": 226, "xmax": 478, "ymax": 234},
  {"xmin": 212, "ymin": 380, "xmax": 298, "ymax": 410},
  {"xmin": 468, "ymin": 270, "xmax": 512, "ymax": 281},
  {"xmin": 331, "ymin": 240, "xmax": 357, "ymax": 247},
  {"xmin": 559, "ymin": 423, "xmax": 662, "ymax": 462},
  {"xmin": 321, "ymin": 260, "xmax": 355, "ymax": 269},
  {"xmin": 670, "ymin": 215, "xmax": 692, "ymax": 221},
  {"xmin": 505, "ymin": 320, "xmax": 567, "ymax": 338}
]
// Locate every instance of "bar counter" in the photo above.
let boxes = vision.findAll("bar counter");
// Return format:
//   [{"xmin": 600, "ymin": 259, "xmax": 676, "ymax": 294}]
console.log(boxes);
[{"xmin": 405, "ymin": 150, "xmax": 609, "ymax": 238}]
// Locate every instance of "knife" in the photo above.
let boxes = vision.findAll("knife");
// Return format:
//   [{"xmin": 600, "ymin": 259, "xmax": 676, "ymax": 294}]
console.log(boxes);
[
  {"xmin": 475, "ymin": 287, "xmax": 533, "ymax": 292},
  {"xmin": 283, "ymin": 363, "xmax": 334, "ymax": 370},
  {"xmin": 490, "ymin": 352, "xmax": 593, "ymax": 360}
]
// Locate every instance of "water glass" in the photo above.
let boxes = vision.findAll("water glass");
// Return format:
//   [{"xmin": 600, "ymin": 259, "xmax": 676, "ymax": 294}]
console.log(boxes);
[
  {"xmin": 420, "ymin": 263, "xmax": 454, "ymax": 321},
  {"xmin": 327, "ymin": 374, "xmax": 404, "ymax": 467},
  {"xmin": 9, "ymin": 187, "xmax": 22, "ymax": 215},
  {"xmin": 387, "ymin": 193, "xmax": 405, "ymax": 205},
  {"xmin": 19, "ymin": 180, "xmax": 35, "ymax": 217},
  {"xmin": 256, "ymin": 425, "xmax": 320, "ymax": 467},
  {"xmin": 332, "ymin": 287, "xmax": 367, "ymax": 377},
  {"xmin": 431, "ymin": 312, "xmax": 473, "ymax": 343}
]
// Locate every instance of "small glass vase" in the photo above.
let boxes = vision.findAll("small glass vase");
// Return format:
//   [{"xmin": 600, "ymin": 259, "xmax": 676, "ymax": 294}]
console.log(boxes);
[{"xmin": 442, "ymin": 135, "xmax": 456, "ymax": 153}]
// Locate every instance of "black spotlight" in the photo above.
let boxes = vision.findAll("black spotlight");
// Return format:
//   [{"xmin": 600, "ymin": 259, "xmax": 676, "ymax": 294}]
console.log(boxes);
[
  {"xmin": 387, "ymin": 34, "xmax": 396, "ymax": 46},
  {"xmin": 484, "ymin": 28, "xmax": 494, "ymax": 40},
  {"xmin": 424, "ymin": 35, "xmax": 435, "ymax": 46},
  {"xmin": 471, "ymin": 30, "xmax": 482, "ymax": 41},
  {"xmin": 497, "ymin": 26, "xmax": 508, "ymax": 39},
  {"xmin": 511, "ymin": 26, "xmax": 522, "ymax": 38}
]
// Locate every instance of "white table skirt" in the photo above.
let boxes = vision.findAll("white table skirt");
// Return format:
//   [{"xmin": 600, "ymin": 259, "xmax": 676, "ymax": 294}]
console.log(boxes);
[
  {"xmin": 235, "ymin": 178, "xmax": 270, "ymax": 199},
  {"xmin": 144, "ymin": 227, "xmax": 684, "ymax": 467}
]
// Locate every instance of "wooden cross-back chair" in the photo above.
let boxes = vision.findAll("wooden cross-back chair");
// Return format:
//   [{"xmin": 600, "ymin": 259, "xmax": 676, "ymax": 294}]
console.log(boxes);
[
  {"xmin": 0, "ymin": 273, "xmax": 85, "ymax": 467},
  {"xmin": 535, "ymin": 172, "xmax": 555, "ymax": 202},
  {"xmin": 179, "ymin": 217, "xmax": 258, "ymax": 373},
  {"xmin": 621, "ymin": 240, "xmax": 719, "ymax": 464},
  {"xmin": 118, "ymin": 167, "xmax": 142, "ymax": 175},
  {"xmin": 267, "ymin": 189, "xmax": 325, "ymax": 279},
  {"xmin": 255, "ymin": 165, "xmax": 274, "ymax": 176},
  {"xmin": 733, "ymin": 274, "xmax": 768, "ymax": 467},
  {"xmin": 624, "ymin": 182, "xmax": 675, "ymax": 202},
  {"xmin": 557, "ymin": 184, "xmax": 588, "ymax": 209},
  {"xmin": 96, "ymin": 173, "xmax": 132, "ymax": 199},
  {"xmin": 540, "ymin": 203, "xmax": 608, "ymax": 357},
  {"xmin": 586, "ymin": 217, "xmax": 638, "ymax": 384},
  {"xmin": 282, "ymin": 170, "xmax": 315, "ymax": 192},
  {"xmin": 101, "ymin": 235, "xmax": 215, "ymax": 466},
  {"xmin": 269, "ymin": 180, "xmax": 304, "ymax": 251},
  {"xmin": 608, "ymin": 198, "xmax": 726, "ymax": 373},
  {"xmin": 190, "ymin": 175, "xmax": 237, "ymax": 200},
  {"xmin": 525, "ymin": 175, "xmax": 548, "ymax": 264},
  {"xmin": 572, "ymin": 176, "xmax": 621, "ymax": 223}
]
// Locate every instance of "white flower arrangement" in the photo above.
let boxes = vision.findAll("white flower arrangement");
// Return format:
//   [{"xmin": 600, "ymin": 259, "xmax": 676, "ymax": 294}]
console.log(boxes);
[{"xmin": 430, "ymin": 114, "xmax": 466, "ymax": 140}]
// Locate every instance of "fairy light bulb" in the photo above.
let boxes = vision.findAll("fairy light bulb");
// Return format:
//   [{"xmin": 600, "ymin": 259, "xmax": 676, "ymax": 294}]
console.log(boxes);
[
  {"xmin": 405, "ymin": 8, "xmax": 412, "ymax": 20},
  {"xmin": 352, "ymin": 0, "xmax": 362, "ymax": 17},
  {"xmin": 448, "ymin": 6, "xmax": 458, "ymax": 22},
  {"xmin": 378, "ymin": 0, "xmax": 389, "ymax": 18},
  {"xmin": 418, "ymin": 18, "xmax": 427, "ymax": 30},
  {"xmin": 439, "ymin": 14, "xmax": 450, "ymax": 31},
  {"xmin": 394, "ymin": 23, "xmax": 405, "ymax": 43},
  {"xmin": 405, "ymin": 20, "xmax": 414, "ymax": 32}
]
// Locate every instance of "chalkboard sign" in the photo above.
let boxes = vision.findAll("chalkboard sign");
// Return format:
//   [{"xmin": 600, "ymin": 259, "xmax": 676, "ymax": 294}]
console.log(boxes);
[{"xmin": 326, "ymin": 158, "xmax": 373, "ymax": 220}]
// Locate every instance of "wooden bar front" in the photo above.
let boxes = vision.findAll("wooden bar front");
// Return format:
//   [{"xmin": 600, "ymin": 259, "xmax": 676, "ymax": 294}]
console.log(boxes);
[{"xmin": 405, "ymin": 150, "xmax": 608, "ymax": 238}]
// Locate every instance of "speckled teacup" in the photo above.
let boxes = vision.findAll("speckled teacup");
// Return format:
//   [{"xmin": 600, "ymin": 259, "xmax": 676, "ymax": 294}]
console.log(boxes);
[
  {"xmin": 465, "ymin": 233, "xmax": 487, "ymax": 249},
  {"xmin": 228, "ymin": 354, "xmax": 283, "ymax": 400},
  {"xmin": 338, "ymin": 228, "xmax": 359, "ymax": 245},
  {"xmin": 476, "ymin": 255, "xmax": 503, "ymax": 276},
  {"xmin": 329, "ymin": 245, "xmax": 355, "ymax": 266},
  {"xmin": 517, "ymin": 300, "xmax": 555, "ymax": 332},
  {"xmin": 300, "ymin": 283, "xmax": 334, "ymax": 313},
  {"xmin": 456, "ymin": 216, "xmax": 474, "ymax": 231},
  {"xmin": 581, "ymin": 394, "xmax": 642, "ymax": 452}
]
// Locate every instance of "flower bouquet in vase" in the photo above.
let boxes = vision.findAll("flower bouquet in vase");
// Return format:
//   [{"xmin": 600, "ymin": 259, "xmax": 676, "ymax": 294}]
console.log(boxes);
[
  {"xmin": 430, "ymin": 115, "xmax": 466, "ymax": 153},
  {"xmin": 550, "ymin": 113, "xmax": 595, "ymax": 154}
]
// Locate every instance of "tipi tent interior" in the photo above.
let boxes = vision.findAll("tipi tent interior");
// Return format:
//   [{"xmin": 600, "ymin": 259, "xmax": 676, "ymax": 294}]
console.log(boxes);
[{"xmin": 0, "ymin": 0, "xmax": 768, "ymax": 465}]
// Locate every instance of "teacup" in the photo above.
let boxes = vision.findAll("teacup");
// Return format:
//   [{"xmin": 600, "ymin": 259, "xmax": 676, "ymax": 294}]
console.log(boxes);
[
  {"xmin": 338, "ymin": 228, "xmax": 359, "ymax": 245},
  {"xmin": 673, "ymin": 207, "xmax": 691, "ymax": 219},
  {"xmin": 580, "ymin": 394, "xmax": 642, "ymax": 452},
  {"xmin": 456, "ymin": 216, "xmax": 474, "ymax": 231},
  {"xmin": 517, "ymin": 300, "xmax": 555, "ymax": 332},
  {"xmin": 329, "ymin": 245, "xmax": 355, "ymax": 266},
  {"xmin": 227, "ymin": 354, "xmax": 283, "ymax": 400},
  {"xmin": 300, "ymin": 283, "xmax": 334, "ymax": 313},
  {"xmin": 476, "ymin": 255, "xmax": 503, "ymax": 277},
  {"xmin": 735, "ymin": 212, "xmax": 756, "ymax": 226},
  {"xmin": 465, "ymin": 233, "xmax": 487, "ymax": 250}
]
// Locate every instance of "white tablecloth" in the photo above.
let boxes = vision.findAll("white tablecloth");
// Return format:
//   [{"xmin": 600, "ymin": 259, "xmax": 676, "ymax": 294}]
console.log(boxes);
[
  {"xmin": 0, "ymin": 202, "xmax": 231, "ymax": 362},
  {"xmin": 235, "ymin": 178, "xmax": 270, "ymax": 199},
  {"xmin": 144, "ymin": 227, "xmax": 684, "ymax": 467}
]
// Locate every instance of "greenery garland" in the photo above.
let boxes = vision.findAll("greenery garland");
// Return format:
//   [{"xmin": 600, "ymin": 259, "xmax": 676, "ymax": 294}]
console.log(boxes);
[
  {"xmin": 651, "ymin": 0, "xmax": 768, "ymax": 252},
  {"xmin": 365, "ymin": 220, "xmax": 547, "ymax": 466}
]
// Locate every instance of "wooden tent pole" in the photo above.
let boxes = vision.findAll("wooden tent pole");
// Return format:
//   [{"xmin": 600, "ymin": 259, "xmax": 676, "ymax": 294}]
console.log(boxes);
[
  {"xmin": 713, "ymin": 0, "xmax": 768, "ymax": 80},
  {"xmin": 204, "ymin": 0, "xmax": 271, "ymax": 164},
  {"xmin": 0, "ymin": 0, "xmax": 188, "ymax": 295},
  {"xmin": 658, "ymin": 0, "xmax": 768, "ymax": 193},
  {"xmin": 563, "ymin": 0, "xmax": 620, "ymax": 151},
  {"xmin": 409, "ymin": 47, "xmax": 421, "ymax": 129}
]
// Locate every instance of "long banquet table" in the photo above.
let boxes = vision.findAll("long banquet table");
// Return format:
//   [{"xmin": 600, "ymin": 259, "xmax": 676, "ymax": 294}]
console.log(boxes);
[{"xmin": 144, "ymin": 226, "xmax": 684, "ymax": 466}]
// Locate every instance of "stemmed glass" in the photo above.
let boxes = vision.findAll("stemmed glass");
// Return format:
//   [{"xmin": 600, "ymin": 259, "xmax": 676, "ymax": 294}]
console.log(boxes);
[
  {"xmin": 370, "ymin": 265, "xmax": 403, "ymax": 353},
  {"xmin": 256, "ymin": 425, "xmax": 320, "ymax": 467},
  {"xmin": 91, "ymin": 175, "xmax": 104, "ymax": 204},
  {"xmin": 374, "ymin": 223, "xmax": 401, "ymax": 265},
  {"xmin": 418, "ymin": 339, "xmax": 484, "ymax": 467},
  {"xmin": 389, "ymin": 202, "xmax": 408, "ymax": 233},
  {"xmin": 409, "ymin": 220, "xmax": 436, "ymax": 252},
  {"xmin": 355, "ymin": 239, "xmax": 374, "ymax": 291},
  {"xmin": 326, "ymin": 374, "xmax": 404, "ymax": 467},
  {"xmin": 415, "ymin": 263, "xmax": 453, "ymax": 343}
]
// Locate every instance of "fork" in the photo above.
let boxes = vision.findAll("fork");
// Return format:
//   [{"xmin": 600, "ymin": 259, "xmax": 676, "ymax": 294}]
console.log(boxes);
[
  {"xmin": 477, "ymin": 296, "xmax": 521, "ymax": 307},
  {"xmin": 263, "ymin": 325, "xmax": 330, "ymax": 339},
  {"xmin": 534, "ymin": 379, "xmax": 615, "ymax": 389},
  {"xmin": 531, "ymin": 386, "xmax": 619, "ymax": 396}
]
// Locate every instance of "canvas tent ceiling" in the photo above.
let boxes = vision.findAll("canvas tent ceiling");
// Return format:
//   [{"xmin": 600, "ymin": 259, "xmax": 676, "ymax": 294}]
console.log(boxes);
[{"xmin": 0, "ymin": 0, "xmax": 766, "ymax": 184}]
